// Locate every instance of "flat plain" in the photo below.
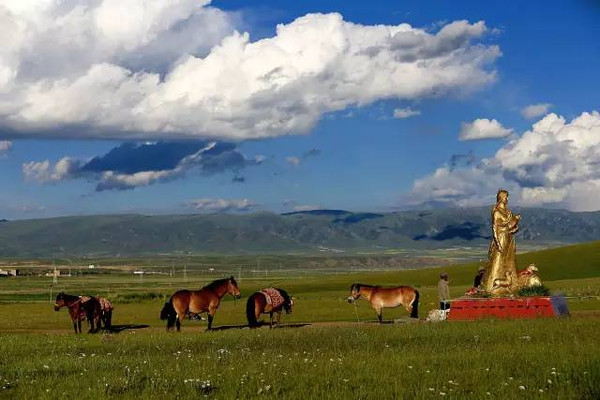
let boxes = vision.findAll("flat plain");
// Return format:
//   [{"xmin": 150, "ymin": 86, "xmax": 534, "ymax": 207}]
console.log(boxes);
[{"xmin": 0, "ymin": 241, "xmax": 599, "ymax": 399}]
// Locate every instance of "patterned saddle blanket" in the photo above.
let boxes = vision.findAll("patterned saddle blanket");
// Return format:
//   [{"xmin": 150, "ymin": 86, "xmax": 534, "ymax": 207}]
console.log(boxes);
[
  {"xmin": 74, "ymin": 296, "xmax": 113, "ymax": 320},
  {"xmin": 261, "ymin": 288, "xmax": 285, "ymax": 309},
  {"xmin": 98, "ymin": 297, "xmax": 113, "ymax": 312}
]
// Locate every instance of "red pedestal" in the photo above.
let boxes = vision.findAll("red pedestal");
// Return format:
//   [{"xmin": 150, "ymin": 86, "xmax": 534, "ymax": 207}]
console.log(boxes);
[{"xmin": 447, "ymin": 296, "xmax": 569, "ymax": 321}]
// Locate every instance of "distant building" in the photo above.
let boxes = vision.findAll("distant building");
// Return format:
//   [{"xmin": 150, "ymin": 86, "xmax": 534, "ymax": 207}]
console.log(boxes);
[{"xmin": 0, "ymin": 269, "xmax": 19, "ymax": 277}]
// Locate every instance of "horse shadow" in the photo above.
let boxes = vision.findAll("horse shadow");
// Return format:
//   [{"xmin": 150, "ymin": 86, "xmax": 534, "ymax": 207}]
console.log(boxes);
[
  {"xmin": 210, "ymin": 322, "xmax": 311, "ymax": 331},
  {"xmin": 102, "ymin": 324, "xmax": 150, "ymax": 333}
]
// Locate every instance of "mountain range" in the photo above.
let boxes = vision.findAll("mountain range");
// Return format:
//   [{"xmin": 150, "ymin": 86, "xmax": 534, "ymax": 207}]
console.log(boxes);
[{"xmin": 1, "ymin": 207, "xmax": 599, "ymax": 257}]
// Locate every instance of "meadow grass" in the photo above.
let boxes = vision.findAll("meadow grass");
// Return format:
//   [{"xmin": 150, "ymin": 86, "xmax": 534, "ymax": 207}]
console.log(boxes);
[
  {"xmin": 1, "ymin": 318, "xmax": 599, "ymax": 399},
  {"xmin": 0, "ymin": 241, "xmax": 598, "ymax": 398}
]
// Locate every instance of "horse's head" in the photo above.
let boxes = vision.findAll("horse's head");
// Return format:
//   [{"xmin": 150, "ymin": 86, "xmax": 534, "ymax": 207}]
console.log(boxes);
[
  {"xmin": 54, "ymin": 292, "xmax": 66, "ymax": 311},
  {"xmin": 278, "ymin": 289, "xmax": 293, "ymax": 314},
  {"xmin": 347, "ymin": 283, "xmax": 361, "ymax": 303},
  {"xmin": 227, "ymin": 276, "xmax": 241, "ymax": 299}
]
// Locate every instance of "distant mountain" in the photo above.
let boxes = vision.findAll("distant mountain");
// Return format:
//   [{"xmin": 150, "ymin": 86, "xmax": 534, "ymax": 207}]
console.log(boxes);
[{"xmin": 0, "ymin": 207, "xmax": 599, "ymax": 257}]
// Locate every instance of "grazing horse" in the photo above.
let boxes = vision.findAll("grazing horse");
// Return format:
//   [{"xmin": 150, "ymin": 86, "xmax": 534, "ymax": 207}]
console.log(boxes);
[
  {"xmin": 347, "ymin": 283, "xmax": 419, "ymax": 323},
  {"xmin": 54, "ymin": 293, "xmax": 101, "ymax": 333},
  {"xmin": 160, "ymin": 276, "xmax": 241, "ymax": 331},
  {"xmin": 246, "ymin": 288, "xmax": 293, "ymax": 329}
]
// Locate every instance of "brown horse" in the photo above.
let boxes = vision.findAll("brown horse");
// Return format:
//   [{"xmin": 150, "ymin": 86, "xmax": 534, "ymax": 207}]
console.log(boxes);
[
  {"xmin": 246, "ymin": 288, "xmax": 293, "ymax": 329},
  {"xmin": 347, "ymin": 283, "xmax": 419, "ymax": 323},
  {"xmin": 160, "ymin": 276, "xmax": 241, "ymax": 331},
  {"xmin": 54, "ymin": 292, "xmax": 101, "ymax": 333}
]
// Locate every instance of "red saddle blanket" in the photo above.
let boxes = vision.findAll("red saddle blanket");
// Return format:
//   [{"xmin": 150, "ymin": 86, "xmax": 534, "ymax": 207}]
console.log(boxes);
[
  {"xmin": 74, "ymin": 296, "xmax": 112, "ymax": 320},
  {"xmin": 98, "ymin": 297, "xmax": 113, "ymax": 312},
  {"xmin": 261, "ymin": 288, "xmax": 285, "ymax": 309}
]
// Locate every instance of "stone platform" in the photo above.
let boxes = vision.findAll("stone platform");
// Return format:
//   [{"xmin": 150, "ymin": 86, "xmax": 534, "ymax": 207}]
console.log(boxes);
[{"xmin": 447, "ymin": 295, "xmax": 569, "ymax": 321}]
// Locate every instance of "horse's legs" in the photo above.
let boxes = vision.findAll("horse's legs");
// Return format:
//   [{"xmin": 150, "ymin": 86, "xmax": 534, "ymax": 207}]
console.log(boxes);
[
  {"xmin": 206, "ymin": 305, "xmax": 217, "ymax": 331},
  {"xmin": 275, "ymin": 311, "xmax": 282, "ymax": 328},
  {"xmin": 207, "ymin": 312, "xmax": 214, "ymax": 331},
  {"xmin": 269, "ymin": 312, "xmax": 274, "ymax": 329},
  {"xmin": 72, "ymin": 320, "xmax": 78, "ymax": 334},
  {"xmin": 77, "ymin": 318, "xmax": 82, "ymax": 333},
  {"xmin": 374, "ymin": 306, "xmax": 383, "ymax": 324},
  {"xmin": 176, "ymin": 315, "xmax": 182, "ymax": 332}
]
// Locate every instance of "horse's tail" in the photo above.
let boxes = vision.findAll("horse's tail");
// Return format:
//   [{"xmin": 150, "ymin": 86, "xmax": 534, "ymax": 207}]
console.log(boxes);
[
  {"xmin": 161, "ymin": 298, "xmax": 177, "ymax": 330},
  {"xmin": 246, "ymin": 294, "xmax": 260, "ymax": 327},
  {"xmin": 410, "ymin": 289, "xmax": 420, "ymax": 319},
  {"xmin": 160, "ymin": 299, "xmax": 175, "ymax": 320}
]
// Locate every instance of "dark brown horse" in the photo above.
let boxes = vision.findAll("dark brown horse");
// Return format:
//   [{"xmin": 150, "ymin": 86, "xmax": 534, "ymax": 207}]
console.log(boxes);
[
  {"xmin": 54, "ymin": 293, "xmax": 101, "ymax": 333},
  {"xmin": 347, "ymin": 283, "xmax": 419, "ymax": 322},
  {"xmin": 160, "ymin": 276, "xmax": 241, "ymax": 331},
  {"xmin": 246, "ymin": 288, "xmax": 293, "ymax": 328}
]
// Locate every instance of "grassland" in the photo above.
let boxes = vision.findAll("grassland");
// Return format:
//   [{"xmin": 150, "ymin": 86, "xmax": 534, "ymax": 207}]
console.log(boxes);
[{"xmin": 0, "ymin": 241, "xmax": 599, "ymax": 398}]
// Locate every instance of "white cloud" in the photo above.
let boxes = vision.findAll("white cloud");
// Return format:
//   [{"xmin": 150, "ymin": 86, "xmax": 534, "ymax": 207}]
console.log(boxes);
[
  {"xmin": 23, "ymin": 157, "xmax": 82, "ymax": 183},
  {"xmin": 0, "ymin": 140, "xmax": 11, "ymax": 154},
  {"xmin": 189, "ymin": 198, "xmax": 256, "ymax": 213},
  {"xmin": 521, "ymin": 103, "xmax": 552, "ymax": 119},
  {"xmin": 0, "ymin": 6, "xmax": 499, "ymax": 140},
  {"xmin": 459, "ymin": 118, "xmax": 513, "ymax": 141},
  {"xmin": 406, "ymin": 111, "xmax": 600, "ymax": 211},
  {"xmin": 393, "ymin": 107, "xmax": 421, "ymax": 119},
  {"xmin": 286, "ymin": 157, "xmax": 301, "ymax": 166}
]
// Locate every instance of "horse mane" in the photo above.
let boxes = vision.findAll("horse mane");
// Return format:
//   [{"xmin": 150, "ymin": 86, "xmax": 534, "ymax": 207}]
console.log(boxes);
[
  {"xmin": 57, "ymin": 292, "xmax": 80, "ymax": 302},
  {"xmin": 351, "ymin": 283, "xmax": 377, "ymax": 290},
  {"xmin": 274, "ymin": 288, "xmax": 293, "ymax": 313},
  {"xmin": 203, "ymin": 276, "xmax": 236, "ymax": 290}
]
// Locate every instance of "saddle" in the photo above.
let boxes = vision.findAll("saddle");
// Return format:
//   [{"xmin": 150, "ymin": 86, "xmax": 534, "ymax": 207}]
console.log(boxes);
[
  {"xmin": 261, "ymin": 288, "xmax": 285, "ymax": 309},
  {"xmin": 97, "ymin": 297, "xmax": 113, "ymax": 312}
]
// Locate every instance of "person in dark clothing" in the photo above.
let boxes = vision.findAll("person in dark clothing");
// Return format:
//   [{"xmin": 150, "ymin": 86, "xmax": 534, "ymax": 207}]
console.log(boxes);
[{"xmin": 474, "ymin": 266, "xmax": 485, "ymax": 288}]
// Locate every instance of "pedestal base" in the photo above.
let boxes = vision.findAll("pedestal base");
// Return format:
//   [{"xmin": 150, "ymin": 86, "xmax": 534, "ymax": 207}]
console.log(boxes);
[{"xmin": 447, "ymin": 295, "xmax": 569, "ymax": 321}]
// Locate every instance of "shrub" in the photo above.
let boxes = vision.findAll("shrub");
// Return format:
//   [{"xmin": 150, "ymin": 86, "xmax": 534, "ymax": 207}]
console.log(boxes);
[{"xmin": 517, "ymin": 284, "xmax": 551, "ymax": 297}]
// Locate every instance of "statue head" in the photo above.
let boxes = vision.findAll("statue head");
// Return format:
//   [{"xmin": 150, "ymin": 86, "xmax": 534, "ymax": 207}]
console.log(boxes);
[{"xmin": 496, "ymin": 189, "xmax": 508, "ymax": 204}]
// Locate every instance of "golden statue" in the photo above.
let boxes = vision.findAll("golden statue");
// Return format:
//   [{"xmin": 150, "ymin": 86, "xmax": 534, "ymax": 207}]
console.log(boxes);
[{"xmin": 482, "ymin": 189, "xmax": 521, "ymax": 295}]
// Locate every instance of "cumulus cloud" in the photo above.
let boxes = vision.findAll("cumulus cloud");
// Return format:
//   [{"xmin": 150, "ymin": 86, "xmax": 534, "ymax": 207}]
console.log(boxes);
[
  {"xmin": 405, "ymin": 111, "xmax": 600, "ymax": 211},
  {"xmin": 459, "ymin": 118, "xmax": 513, "ymax": 140},
  {"xmin": 393, "ymin": 107, "xmax": 421, "ymax": 119},
  {"xmin": 0, "ymin": 5, "xmax": 499, "ymax": 140},
  {"xmin": 0, "ymin": 140, "xmax": 12, "ymax": 155},
  {"xmin": 23, "ymin": 141, "xmax": 262, "ymax": 191},
  {"xmin": 521, "ymin": 103, "xmax": 552, "ymax": 119},
  {"xmin": 23, "ymin": 157, "xmax": 83, "ymax": 183},
  {"xmin": 188, "ymin": 198, "xmax": 256, "ymax": 213}
]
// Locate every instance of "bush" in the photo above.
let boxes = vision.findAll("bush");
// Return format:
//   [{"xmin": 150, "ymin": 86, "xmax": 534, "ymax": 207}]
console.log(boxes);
[{"xmin": 517, "ymin": 284, "xmax": 551, "ymax": 297}]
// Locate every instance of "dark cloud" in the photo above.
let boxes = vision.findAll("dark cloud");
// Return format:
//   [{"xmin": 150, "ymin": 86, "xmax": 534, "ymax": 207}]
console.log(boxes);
[
  {"xmin": 82, "ymin": 142, "xmax": 211, "ymax": 174},
  {"xmin": 24, "ymin": 141, "xmax": 262, "ymax": 191}
]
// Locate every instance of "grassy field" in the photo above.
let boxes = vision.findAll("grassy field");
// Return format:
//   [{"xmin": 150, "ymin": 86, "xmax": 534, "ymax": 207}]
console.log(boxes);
[{"xmin": 0, "ymin": 241, "xmax": 599, "ymax": 398}]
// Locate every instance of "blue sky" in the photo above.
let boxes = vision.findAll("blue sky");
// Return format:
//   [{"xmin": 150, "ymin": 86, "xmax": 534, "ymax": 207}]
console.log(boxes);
[{"xmin": 0, "ymin": 0, "xmax": 599, "ymax": 218}]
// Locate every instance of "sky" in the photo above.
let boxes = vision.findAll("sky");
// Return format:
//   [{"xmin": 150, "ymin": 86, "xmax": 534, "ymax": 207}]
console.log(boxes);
[{"xmin": 0, "ymin": 0, "xmax": 599, "ymax": 219}]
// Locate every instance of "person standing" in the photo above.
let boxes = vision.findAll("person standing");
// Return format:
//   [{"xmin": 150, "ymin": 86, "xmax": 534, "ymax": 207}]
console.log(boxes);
[
  {"xmin": 438, "ymin": 273, "xmax": 450, "ymax": 311},
  {"xmin": 474, "ymin": 266, "xmax": 485, "ymax": 288}
]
